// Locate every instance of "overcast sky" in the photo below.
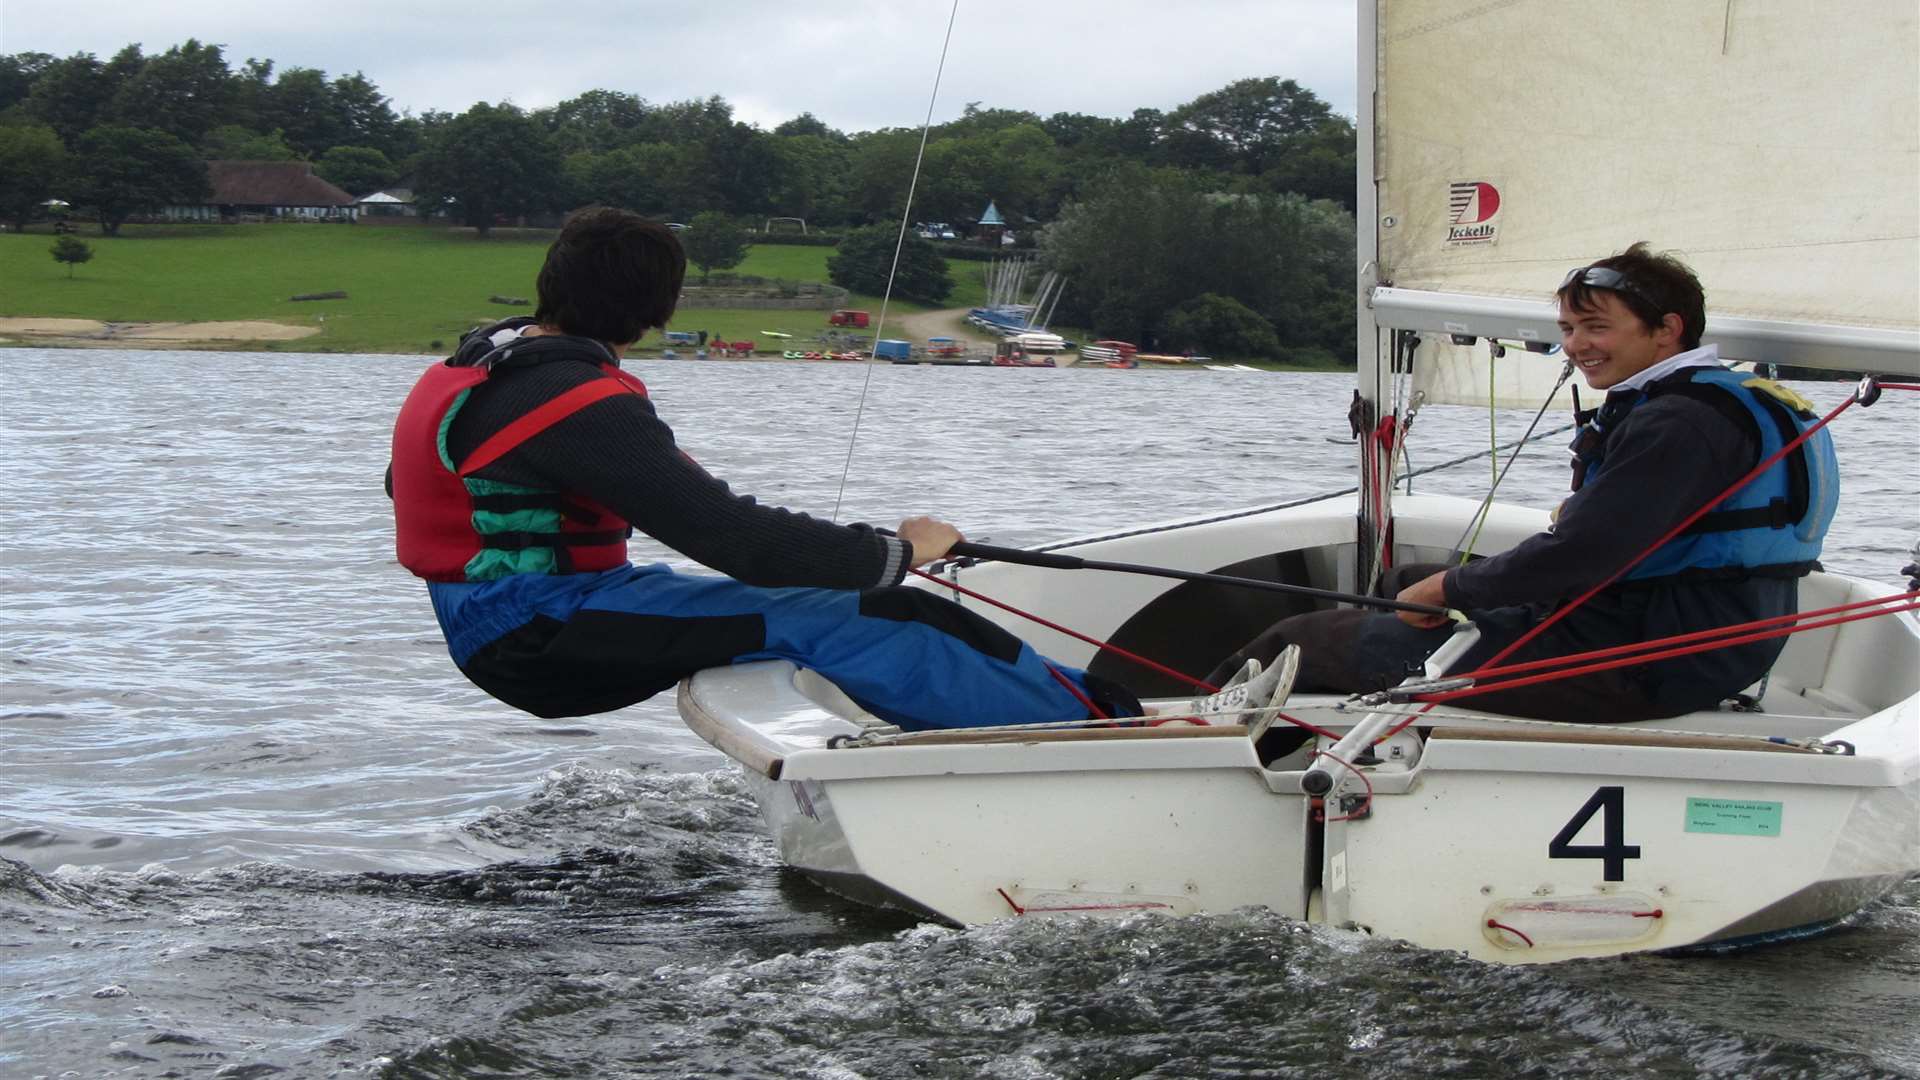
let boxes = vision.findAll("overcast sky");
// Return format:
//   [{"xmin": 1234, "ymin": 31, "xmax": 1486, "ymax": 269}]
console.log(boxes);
[{"xmin": 0, "ymin": 0, "xmax": 1357, "ymax": 133}]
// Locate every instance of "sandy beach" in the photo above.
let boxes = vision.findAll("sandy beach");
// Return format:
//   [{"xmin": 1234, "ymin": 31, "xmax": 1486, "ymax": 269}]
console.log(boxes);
[{"xmin": 0, "ymin": 317, "xmax": 320, "ymax": 348}]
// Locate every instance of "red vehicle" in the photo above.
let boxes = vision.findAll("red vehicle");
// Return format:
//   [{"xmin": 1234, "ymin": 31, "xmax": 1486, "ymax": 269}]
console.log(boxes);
[{"xmin": 828, "ymin": 309, "xmax": 871, "ymax": 328}]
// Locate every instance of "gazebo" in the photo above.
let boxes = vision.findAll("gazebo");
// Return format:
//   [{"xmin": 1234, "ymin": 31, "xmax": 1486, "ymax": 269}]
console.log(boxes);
[{"xmin": 976, "ymin": 199, "xmax": 1008, "ymax": 245}]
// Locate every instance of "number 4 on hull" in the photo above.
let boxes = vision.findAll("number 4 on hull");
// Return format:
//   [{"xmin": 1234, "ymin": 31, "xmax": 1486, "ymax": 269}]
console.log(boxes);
[{"xmin": 1548, "ymin": 785, "xmax": 1642, "ymax": 882}]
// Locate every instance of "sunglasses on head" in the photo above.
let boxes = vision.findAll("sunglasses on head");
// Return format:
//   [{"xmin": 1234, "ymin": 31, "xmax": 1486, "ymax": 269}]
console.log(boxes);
[{"xmin": 1559, "ymin": 265, "xmax": 1655, "ymax": 308}]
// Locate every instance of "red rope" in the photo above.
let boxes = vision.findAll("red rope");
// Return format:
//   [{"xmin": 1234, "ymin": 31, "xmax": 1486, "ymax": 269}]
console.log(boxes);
[
  {"xmin": 1417, "ymin": 599, "xmax": 1920, "ymax": 705},
  {"xmin": 910, "ymin": 567, "xmax": 1338, "ymax": 739},
  {"xmin": 1045, "ymin": 662, "xmax": 1108, "ymax": 720},
  {"xmin": 1385, "ymin": 391, "xmax": 1863, "ymax": 739},
  {"xmin": 910, "ymin": 567, "xmax": 1218, "ymax": 692},
  {"xmin": 1449, "ymin": 591, "xmax": 1918, "ymax": 685},
  {"xmin": 1314, "ymin": 749, "xmax": 1376, "ymax": 821}
]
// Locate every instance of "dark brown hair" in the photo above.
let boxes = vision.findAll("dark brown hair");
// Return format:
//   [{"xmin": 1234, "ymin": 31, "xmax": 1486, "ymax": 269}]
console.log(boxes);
[
  {"xmin": 1557, "ymin": 241, "xmax": 1706, "ymax": 350},
  {"xmin": 535, "ymin": 207, "xmax": 686, "ymax": 345}
]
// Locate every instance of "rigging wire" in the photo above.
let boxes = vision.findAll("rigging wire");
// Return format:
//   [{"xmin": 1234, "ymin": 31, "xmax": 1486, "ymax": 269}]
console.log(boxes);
[
  {"xmin": 830, "ymin": 0, "xmax": 962, "ymax": 523},
  {"xmin": 1447, "ymin": 351, "xmax": 1575, "ymax": 563}
]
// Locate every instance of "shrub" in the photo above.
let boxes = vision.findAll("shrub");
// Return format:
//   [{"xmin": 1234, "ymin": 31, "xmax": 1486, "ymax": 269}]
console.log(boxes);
[{"xmin": 50, "ymin": 234, "xmax": 93, "ymax": 278}]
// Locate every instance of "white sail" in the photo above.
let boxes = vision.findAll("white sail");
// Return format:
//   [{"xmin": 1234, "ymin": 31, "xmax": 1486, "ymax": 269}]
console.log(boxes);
[
  {"xmin": 1411, "ymin": 338, "xmax": 1575, "ymax": 411},
  {"xmin": 1370, "ymin": 0, "xmax": 1920, "ymax": 377}
]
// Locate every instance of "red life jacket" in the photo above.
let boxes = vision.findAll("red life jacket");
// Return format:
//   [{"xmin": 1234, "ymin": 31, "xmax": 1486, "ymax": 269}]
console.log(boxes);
[{"xmin": 391, "ymin": 342, "xmax": 648, "ymax": 582}]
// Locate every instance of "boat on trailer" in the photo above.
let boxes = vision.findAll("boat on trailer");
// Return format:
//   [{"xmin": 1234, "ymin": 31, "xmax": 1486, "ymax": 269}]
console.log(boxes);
[{"xmin": 679, "ymin": 0, "xmax": 1920, "ymax": 962}]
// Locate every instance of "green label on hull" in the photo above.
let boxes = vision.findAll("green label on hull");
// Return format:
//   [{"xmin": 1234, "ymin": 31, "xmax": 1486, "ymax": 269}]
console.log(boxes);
[{"xmin": 1684, "ymin": 797, "xmax": 1783, "ymax": 836}]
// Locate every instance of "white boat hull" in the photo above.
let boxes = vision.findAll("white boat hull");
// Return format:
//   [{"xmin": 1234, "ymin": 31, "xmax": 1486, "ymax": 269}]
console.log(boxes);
[{"xmin": 678, "ymin": 495, "xmax": 1920, "ymax": 963}]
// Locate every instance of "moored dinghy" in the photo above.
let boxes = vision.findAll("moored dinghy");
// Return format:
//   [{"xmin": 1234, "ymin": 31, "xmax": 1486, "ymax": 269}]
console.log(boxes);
[{"xmin": 680, "ymin": 0, "xmax": 1920, "ymax": 962}]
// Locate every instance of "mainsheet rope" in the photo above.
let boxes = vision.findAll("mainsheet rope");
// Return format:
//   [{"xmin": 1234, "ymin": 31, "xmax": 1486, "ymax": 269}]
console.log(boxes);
[{"xmin": 907, "ymin": 567, "xmax": 1341, "ymax": 740}]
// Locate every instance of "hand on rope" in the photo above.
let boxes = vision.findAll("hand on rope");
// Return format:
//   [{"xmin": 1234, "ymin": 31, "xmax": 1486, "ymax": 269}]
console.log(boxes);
[
  {"xmin": 1394, "ymin": 571, "xmax": 1455, "ymax": 628},
  {"xmin": 895, "ymin": 515, "xmax": 964, "ymax": 567}
]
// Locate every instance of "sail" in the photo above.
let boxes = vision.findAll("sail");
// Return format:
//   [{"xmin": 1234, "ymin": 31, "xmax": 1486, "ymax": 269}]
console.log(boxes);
[
  {"xmin": 1370, "ymin": 0, "xmax": 1920, "ymax": 377},
  {"xmin": 1412, "ymin": 339, "xmax": 1575, "ymax": 411}
]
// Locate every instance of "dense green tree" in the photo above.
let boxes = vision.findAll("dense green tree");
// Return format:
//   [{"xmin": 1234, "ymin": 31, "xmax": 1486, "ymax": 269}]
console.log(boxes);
[
  {"xmin": 107, "ymin": 40, "xmax": 235, "ymax": 147},
  {"xmin": 562, "ymin": 142, "xmax": 701, "ymax": 219},
  {"xmin": 1040, "ymin": 167, "xmax": 1352, "ymax": 360},
  {"xmin": 262, "ymin": 67, "xmax": 346, "ymax": 159},
  {"xmin": 937, "ymin": 104, "xmax": 1044, "ymax": 139},
  {"xmin": 22, "ymin": 53, "xmax": 114, "ymax": 146},
  {"xmin": 625, "ymin": 95, "xmax": 734, "ymax": 148},
  {"xmin": 844, "ymin": 129, "xmax": 920, "ymax": 224},
  {"xmin": 681, "ymin": 211, "xmax": 751, "ymax": 281},
  {"xmin": 541, "ymin": 89, "xmax": 651, "ymax": 155},
  {"xmin": 231, "ymin": 57, "xmax": 276, "ymax": 131},
  {"xmin": 412, "ymin": 103, "xmax": 559, "ymax": 237},
  {"xmin": 768, "ymin": 133, "xmax": 852, "ymax": 226},
  {"xmin": 1109, "ymin": 108, "xmax": 1165, "ymax": 160},
  {"xmin": 50, "ymin": 233, "xmax": 92, "ymax": 277},
  {"xmin": 1254, "ymin": 115, "xmax": 1356, "ymax": 209},
  {"xmin": 1161, "ymin": 293, "xmax": 1281, "ymax": 358},
  {"xmin": 201, "ymin": 124, "xmax": 300, "ymax": 161},
  {"xmin": 66, "ymin": 124, "xmax": 211, "ymax": 235},
  {"xmin": 330, "ymin": 72, "xmax": 402, "ymax": 157},
  {"xmin": 828, "ymin": 225, "xmax": 952, "ymax": 304},
  {"xmin": 773, "ymin": 112, "xmax": 841, "ymax": 140},
  {"xmin": 316, "ymin": 146, "xmax": 397, "ymax": 197},
  {"xmin": 0, "ymin": 52, "xmax": 53, "ymax": 113},
  {"xmin": 0, "ymin": 124, "xmax": 67, "ymax": 230},
  {"xmin": 1040, "ymin": 111, "xmax": 1114, "ymax": 149},
  {"xmin": 1163, "ymin": 77, "xmax": 1332, "ymax": 165},
  {"xmin": 695, "ymin": 121, "xmax": 779, "ymax": 215}
]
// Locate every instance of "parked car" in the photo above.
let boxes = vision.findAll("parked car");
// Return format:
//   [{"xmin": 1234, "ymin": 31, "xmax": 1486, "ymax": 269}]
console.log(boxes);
[{"xmin": 828, "ymin": 309, "xmax": 871, "ymax": 328}]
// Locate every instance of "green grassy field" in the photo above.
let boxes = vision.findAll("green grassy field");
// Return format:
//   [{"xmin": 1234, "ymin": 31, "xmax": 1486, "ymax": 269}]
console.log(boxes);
[{"xmin": 0, "ymin": 223, "xmax": 990, "ymax": 354}]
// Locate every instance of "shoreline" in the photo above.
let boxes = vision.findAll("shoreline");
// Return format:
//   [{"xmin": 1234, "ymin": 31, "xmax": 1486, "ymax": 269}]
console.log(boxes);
[
  {"xmin": 0, "ymin": 315, "xmax": 1343, "ymax": 371},
  {"xmin": 0, "ymin": 317, "xmax": 323, "ymax": 350}
]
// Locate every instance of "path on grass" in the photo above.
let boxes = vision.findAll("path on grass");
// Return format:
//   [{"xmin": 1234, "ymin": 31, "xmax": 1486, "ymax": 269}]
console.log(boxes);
[{"xmin": 883, "ymin": 307, "xmax": 988, "ymax": 348}]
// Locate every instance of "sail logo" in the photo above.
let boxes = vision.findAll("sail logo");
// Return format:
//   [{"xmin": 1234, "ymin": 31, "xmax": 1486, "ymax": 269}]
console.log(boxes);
[{"xmin": 1447, "ymin": 181, "xmax": 1500, "ymax": 245}]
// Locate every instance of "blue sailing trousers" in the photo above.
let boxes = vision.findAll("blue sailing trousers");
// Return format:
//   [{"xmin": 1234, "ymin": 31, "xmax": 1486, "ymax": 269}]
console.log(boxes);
[{"xmin": 428, "ymin": 563, "xmax": 1119, "ymax": 730}]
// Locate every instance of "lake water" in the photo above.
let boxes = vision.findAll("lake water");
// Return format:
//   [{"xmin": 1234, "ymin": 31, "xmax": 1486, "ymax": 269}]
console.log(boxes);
[{"xmin": 3, "ymin": 348, "xmax": 1916, "ymax": 1078}]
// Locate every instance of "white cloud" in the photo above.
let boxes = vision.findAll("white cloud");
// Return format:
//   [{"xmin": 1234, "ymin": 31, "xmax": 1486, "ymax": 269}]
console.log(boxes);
[{"xmin": 0, "ymin": 0, "xmax": 1357, "ymax": 131}]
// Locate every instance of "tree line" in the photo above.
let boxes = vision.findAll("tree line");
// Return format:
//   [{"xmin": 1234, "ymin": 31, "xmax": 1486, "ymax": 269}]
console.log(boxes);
[{"xmin": 0, "ymin": 39, "xmax": 1358, "ymax": 360}]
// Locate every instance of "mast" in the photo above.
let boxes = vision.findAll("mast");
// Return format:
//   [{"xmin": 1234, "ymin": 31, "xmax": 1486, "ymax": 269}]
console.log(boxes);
[{"xmin": 1353, "ymin": 0, "xmax": 1392, "ymax": 593}]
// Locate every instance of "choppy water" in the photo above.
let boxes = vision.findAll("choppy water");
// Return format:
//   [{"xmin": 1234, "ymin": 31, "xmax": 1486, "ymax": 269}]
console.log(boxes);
[{"xmin": 2, "ymin": 348, "xmax": 1916, "ymax": 1079}]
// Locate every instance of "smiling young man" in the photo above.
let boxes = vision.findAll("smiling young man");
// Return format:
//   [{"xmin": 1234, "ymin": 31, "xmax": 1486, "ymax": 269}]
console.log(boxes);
[{"xmin": 1209, "ymin": 243, "xmax": 1839, "ymax": 722}]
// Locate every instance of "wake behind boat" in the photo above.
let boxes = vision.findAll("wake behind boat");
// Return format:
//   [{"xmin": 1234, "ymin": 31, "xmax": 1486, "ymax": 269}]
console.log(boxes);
[{"xmin": 679, "ymin": 0, "xmax": 1920, "ymax": 962}]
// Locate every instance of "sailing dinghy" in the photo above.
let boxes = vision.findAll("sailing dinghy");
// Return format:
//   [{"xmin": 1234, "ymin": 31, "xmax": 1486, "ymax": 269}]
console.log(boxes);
[{"xmin": 680, "ymin": 1, "xmax": 1920, "ymax": 963}]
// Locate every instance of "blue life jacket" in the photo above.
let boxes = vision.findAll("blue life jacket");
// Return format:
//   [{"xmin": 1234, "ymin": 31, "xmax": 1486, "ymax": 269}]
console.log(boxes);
[{"xmin": 1571, "ymin": 366, "xmax": 1838, "ymax": 581}]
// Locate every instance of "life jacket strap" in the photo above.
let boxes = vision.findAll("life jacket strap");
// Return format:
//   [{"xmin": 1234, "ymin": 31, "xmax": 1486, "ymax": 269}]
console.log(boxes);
[
  {"xmin": 467, "ymin": 492, "xmax": 600, "ymax": 522},
  {"xmin": 456, "ymin": 378, "xmax": 634, "ymax": 477},
  {"xmin": 1679, "ymin": 496, "xmax": 1796, "ymax": 535},
  {"xmin": 477, "ymin": 529, "xmax": 629, "ymax": 552}
]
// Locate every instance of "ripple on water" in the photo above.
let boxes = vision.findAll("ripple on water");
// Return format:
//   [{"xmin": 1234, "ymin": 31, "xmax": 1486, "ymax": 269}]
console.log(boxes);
[{"xmin": 0, "ymin": 351, "xmax": 1915, "ymax": 1078}]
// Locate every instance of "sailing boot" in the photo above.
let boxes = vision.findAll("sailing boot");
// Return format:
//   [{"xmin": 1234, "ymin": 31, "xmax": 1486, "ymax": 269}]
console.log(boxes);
[
  {"xmin": 1180, "ymin": 649, "xmax": 1298, "ymax": 727},
  {"xmin": 1244, "ymin": 644, "xmax": 1302, "ymax": 742}
]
